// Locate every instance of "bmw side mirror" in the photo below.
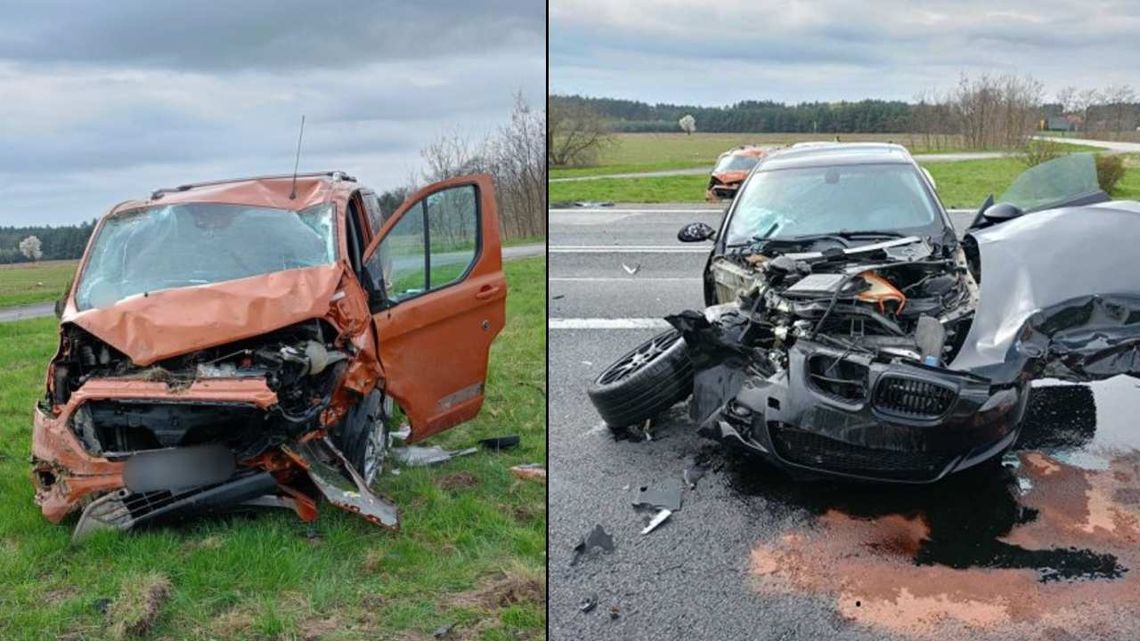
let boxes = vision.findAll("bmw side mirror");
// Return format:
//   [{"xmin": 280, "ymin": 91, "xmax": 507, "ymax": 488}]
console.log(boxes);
[
  {"xmin": 982, "ymin": 202, "xmax": 1025, "ymax": 222},
  {"xmin": 677, "ymin": 222, "xmax": 716, "ymax": 243}
]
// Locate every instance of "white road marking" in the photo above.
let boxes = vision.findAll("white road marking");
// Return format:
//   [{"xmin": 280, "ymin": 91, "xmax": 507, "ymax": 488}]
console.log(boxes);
[
  {"xmin": 549, "ymin": 245, "xmax": 708, "ymax": 254},
  {"xmin": 549, "ymin": 318, "xmax": 671, "ymax": 329},
  {"xmin": 550, "ymin": 277, "xmax": 701, "ymax": 282}
]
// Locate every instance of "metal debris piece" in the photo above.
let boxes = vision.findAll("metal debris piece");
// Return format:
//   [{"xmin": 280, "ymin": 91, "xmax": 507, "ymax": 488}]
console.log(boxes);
[
  {"xmin": 578, "ymin": 595, "xmax": 598, "ymax": 613},
  {"xmin": 621, "ymin": 262, "xmax": 641, "ymax": 275},
  {"xmin": 510, "ymin": 463, "xmax": 546, "ymax": 483},
  {"xmin": 633, "ymin": 478, "xmax": 683, "ymax": 512},
  {"xmin": 609, "ymin": 605, "xmax": 621, "ymax": 620},
  {"xmin": 641, "ymin": 509, "xmax": 672, "ymax": 535},
  {"xmin": 391, "ymin": 445, "xmax": 477, "ymax": 467},
  {"xmin": 683, "ymin": 464, "xmax": 709, "ymax": 489},
  {"xmin": 553, "ymin": 294, "xmax": 565, "ymax": 300},
  {"xmin": 478, "ymin": 435, "xmax": 520, "ymax": 451},
  {"xmin": 571, "ymin": 525, "xmax": 615, "ymax": 565}
]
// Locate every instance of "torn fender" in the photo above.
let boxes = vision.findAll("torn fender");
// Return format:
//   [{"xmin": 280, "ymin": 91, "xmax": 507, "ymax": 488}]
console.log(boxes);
[
  {"xmin": 951, "ymin": 200, "xmax": 1140, "ymax": 382},
  {"xmin": 284, "ymin": 438, "xmax": 399, "ymax": 530}
]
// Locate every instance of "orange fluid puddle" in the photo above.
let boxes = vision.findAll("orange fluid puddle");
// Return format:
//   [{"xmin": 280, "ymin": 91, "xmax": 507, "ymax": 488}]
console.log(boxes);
[{"xmin": 748, "ymin": 451, "xmax": 1140, "ymax": 639}]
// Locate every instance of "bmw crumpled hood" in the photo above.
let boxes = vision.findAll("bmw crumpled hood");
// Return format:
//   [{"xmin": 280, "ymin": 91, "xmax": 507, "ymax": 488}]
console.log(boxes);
[
  {"xmin": 950, "ymin": 200, "xmax": 1140, "ymax": 382},
  {"xmin": 62, "ymin": 263, "xmax": 345, "ymax": 366}
]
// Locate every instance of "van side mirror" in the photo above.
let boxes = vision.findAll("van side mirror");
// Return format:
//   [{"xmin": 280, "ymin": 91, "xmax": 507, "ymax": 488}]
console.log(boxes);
[{"xmin": 677, "ymin": 222, "xmax": 716, "ymax": 243}]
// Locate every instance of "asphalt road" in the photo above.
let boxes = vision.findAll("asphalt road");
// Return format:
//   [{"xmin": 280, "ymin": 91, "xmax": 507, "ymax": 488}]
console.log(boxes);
[
  {"xmin": 0, "ymin": 244, "xmax": 545, "ymax": 323},
  {"xmin": 548, "ymin": 205, "xmax": 1140, "ymax": 640}
]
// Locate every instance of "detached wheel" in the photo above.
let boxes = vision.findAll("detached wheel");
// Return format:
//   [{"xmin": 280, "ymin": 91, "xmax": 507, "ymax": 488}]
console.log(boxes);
[
  {"xmin": 336, "ymin": 390, "xmax": 393, "ymax": 486},
  {"xmin": 587, "ymin": 330, "xmax": 694, "ymax": 431}
]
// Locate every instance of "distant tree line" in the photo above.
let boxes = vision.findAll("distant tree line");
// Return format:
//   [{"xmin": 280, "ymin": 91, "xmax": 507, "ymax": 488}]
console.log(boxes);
[
  {"xmin": 0, "ymin": 221, "xmax": 95, "ymax": 264},
  {"xmin": 550, "ymin": 95, "xmax": 914, "ymax": 134}
]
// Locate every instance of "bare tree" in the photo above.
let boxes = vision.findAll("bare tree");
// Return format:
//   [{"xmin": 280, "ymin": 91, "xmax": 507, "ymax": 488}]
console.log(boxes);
[
  {"xmin": 19, "ymin": 235, "xmax": 42, "ymax": 261},
  {"xmin": 1104, "ymin": 84, "xmax": 1137, "ymax": 137},
  {"xmin": 418, "ymin": 92, "xmax": 546, "ymax": 240},
  {"xmin": 949, "ymin": 73, "xmax": 1042, "ymax": 150},
  {"xmin": 548, "ymin": 101, "xmax": 613, "ymax": 166},
  {"xmin": 679, "ymin": 114, "xmax": 696, "ymax": 135}
]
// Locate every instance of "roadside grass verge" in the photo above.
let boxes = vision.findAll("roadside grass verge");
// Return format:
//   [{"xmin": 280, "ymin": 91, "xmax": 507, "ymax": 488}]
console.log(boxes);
[
  {"xmin": 0, "ymin": 257, "xmax": 546, "ymax": 641},
  {"xmin": 549, "ymin": 156, "xmax": 1140, "ymax": 209},
  {"xmin": 549, "ymin": 133, "xmax": 1103, "ymax": 181},
  {"xmin": 550, "ymin": 175, "xmax": 710, "ymax": 204},
  {"xmin": 0, "ymin": 260, "xmax": 77, "ymax": 308}
]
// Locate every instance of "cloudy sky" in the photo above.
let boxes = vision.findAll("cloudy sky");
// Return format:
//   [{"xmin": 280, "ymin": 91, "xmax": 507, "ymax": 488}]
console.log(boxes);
[
  {"xmin": 0, "ymin": 0, "xmax": 545, "ymax": 225},
  {"xmin": 551, "ymin": 0, "xmax": 1140, "ymax": 106}
]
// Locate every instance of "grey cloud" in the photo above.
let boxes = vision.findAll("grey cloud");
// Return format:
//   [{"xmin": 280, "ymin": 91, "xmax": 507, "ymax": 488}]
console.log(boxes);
[
  {"xmin": 0, "ymin": 0, "xmax": 544, "ymax": 71},
  {"xmin": 551, "ymin": 0, "xmax": 1140, "ymax": 104},
  {"xmin": 0, "ymin": 3, "xmax": 545, "ymax": 226}
]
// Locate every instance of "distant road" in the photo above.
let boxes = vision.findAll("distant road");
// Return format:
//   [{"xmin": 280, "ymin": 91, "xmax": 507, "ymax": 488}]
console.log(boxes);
[
  {"xmin": 0, "ymin": 302, "xmax": 53, "ymax": 323},
  {"xmin": 0, "ymin": 244, "xmax": 545, "ymax": 323},
  {"xmin": 1031, "ymin": 135, "xmax": 1140, "ymax": 153}
]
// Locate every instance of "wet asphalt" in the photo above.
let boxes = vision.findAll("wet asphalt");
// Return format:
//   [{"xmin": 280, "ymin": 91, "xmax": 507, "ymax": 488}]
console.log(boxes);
[{"xmin": 548, "ymin": 204, "xmax": 1140, "ymax": 641}]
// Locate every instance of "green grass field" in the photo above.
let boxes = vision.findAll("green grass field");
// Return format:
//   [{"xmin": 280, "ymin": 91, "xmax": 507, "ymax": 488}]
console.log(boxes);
[
  {"xmin": 0, "ymin": 257, "xmax": 546, "ymax": 641},
  {"xmin": 0, "ymin": 260, "xmax": 77, "ymax": 308},
  {"xmin": 550, "ymin": 155, "xmax": 1140, "ymax": 209},
  {"xmin": 548, "ymin": 132, "xmax": 1103, "ymax": 179}
]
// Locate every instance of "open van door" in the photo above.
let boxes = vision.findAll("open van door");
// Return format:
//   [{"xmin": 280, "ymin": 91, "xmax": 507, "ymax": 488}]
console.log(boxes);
[{"xmin": 359, "ymin": 174, "xmax": 506, "ymax": 442}]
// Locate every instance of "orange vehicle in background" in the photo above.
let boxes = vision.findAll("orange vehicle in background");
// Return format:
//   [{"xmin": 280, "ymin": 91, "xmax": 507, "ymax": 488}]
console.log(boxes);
[
  {"xmin": 31, "ymin": 171, "xmax": 506, "ymax": 538},
  {"xmin": 706, "ymin": 146, "xmax": 767, "ymax": 201}
]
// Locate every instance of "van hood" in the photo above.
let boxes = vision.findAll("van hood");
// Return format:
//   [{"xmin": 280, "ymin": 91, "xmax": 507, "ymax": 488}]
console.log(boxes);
[{"xmin": 62, "ymin": 264, "xmax": 345, "ymax": 366}]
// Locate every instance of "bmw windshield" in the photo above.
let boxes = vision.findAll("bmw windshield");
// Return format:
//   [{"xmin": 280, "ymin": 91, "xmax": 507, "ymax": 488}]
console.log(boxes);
[
  {"xmin": 75, "ymin": 202, "xmax": 336, "ymax": 310},
  {"xmin": 723, "ymin": 163, "xmax": 942, "ymax": 246}
]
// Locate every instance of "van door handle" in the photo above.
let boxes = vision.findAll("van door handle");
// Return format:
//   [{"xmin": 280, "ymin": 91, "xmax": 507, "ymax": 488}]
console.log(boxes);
[{"xmin": 475, "ymin": 285, "xmax": 501, "ymax": 300}]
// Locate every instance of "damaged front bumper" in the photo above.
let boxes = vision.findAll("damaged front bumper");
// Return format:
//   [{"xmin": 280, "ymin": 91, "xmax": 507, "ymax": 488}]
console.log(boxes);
[
  {"xmin": 32, "ymin": 377, "xmax": 398, "ymax": 538},
  {"xmin": 696, "ymin": 341, "xmax": 1028, "ymax": 483}
]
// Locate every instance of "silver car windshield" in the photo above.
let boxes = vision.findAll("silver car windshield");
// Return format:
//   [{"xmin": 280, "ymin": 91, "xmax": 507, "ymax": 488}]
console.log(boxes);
[
  {"xmin": 75, "ymin": 202, "xmax": 336, "ymax": 310},
  {"xmin": 724, "ymin": 163, "xmax": 939, "ymax": 246}
]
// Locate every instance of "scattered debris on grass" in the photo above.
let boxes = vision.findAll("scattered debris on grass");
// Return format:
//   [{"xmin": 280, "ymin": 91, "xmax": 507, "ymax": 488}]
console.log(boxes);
[
  {"xmin": 92, "ymin": 597, "xmax": 112, "ymax": 614},
  {"xmin": 578, "ymin": 594, "xmax": 598, "ymax": 613},
  {"xmin": 107, "ymin": 572, "xmax": 172, "ymax": 640},
  {"xmin": 511, "ymin": 463, "xmax": 547, "ymax": 483},
  {"xmin": 392, "ymin": 445, "xmax": 478, "ymax": 467},
  {"xmin": 641, "ymin": 509, "xmax": 672, "ymax": 535},
  {"xmin": 477, "ymin": 435, "xmax": 520, "ymax": 451},
  {"xmin": 432, "ymin": 622, "xmax": 456, "ymax": 638},
  {"xmin": 633, "ymin": 478, "xmax": 683, "ymax": 512},
  {"xmin": 571, "ymin": 525, "xmax": 615, "ymax": 565}
]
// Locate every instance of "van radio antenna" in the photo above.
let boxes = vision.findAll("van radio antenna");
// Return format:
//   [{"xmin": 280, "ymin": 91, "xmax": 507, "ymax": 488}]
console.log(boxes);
[{"xmin": 289, "ymin": 115, "xmax": 306, "ymax": 199}]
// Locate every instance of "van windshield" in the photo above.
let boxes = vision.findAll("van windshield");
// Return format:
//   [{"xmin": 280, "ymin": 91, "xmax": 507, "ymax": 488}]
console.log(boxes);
[{"xmin": 75, "ymin": 202, "xmax": 335, "ymax": 310}]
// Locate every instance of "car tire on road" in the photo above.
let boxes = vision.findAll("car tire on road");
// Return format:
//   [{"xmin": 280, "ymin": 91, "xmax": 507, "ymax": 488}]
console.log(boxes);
[{"xmin": 587, "ymin": 330, "xmax": 694, "ymax": 431}]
